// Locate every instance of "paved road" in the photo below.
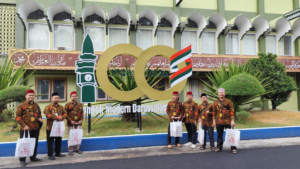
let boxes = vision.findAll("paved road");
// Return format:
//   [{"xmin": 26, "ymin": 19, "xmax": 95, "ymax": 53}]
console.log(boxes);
[{"xmin": 19, "ymin": 145, "xmax": 299, "ymax": 169}]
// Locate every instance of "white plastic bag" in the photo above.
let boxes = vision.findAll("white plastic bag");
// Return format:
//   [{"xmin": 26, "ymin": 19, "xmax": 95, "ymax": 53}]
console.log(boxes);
[
  {"xmin": 224, "ymin": 128, "xmax": 240, "ymax": 147},
  {"xmin": 197, "ymin": 122, "xmax": 205, "ymax": 145},
  {"xmin": 170, "ymin": 121, "xmax": 182, "ymax": 137},
  {"xmin": 50, "ymin": 121, "xmax": 65, "ymax": 137},
  {"xmin": 68, "ymin": 126, "xmax": 83, "ymax": 147},
  {"xmin": 15, "ymin": 131, "xmax": 36, "ymax": 158}
]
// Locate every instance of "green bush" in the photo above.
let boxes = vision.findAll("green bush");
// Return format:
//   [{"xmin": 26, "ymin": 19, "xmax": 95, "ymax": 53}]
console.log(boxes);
[
  {"xmin": 218, "ymin": 73, "xmax": 265, "ymax": 96},
  {"xmin": 236, "ymin": 111, "xmax": 250, "ymax": 120},
  {"xmin": 0, "ymin": 109, "xmax": 14, "ymax": 122},
  {"xmin": 0, "ymin": 86, "xmax": 29, "ymax": 107},
  {"xmin": 244, "ymin": 101, "xmax": 263, "ymax": 111}
]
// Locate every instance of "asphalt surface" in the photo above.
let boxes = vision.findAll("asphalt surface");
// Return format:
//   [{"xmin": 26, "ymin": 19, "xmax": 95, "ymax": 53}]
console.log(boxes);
[{"xmin": 17, "ymin": 145, "xmax": 300, "ymax": 169}]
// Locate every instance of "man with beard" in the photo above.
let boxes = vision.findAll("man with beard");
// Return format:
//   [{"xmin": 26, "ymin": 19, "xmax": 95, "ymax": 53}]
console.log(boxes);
[
  {"xmin": 15, "ymin": 89, "xmax": 43, "ymax": 166},
  {"xmin": 166, "ymin": 91, "xmax": 184, "ymax": 149},
  {"xmin": 212, "ymin": 88, "xmax": 237, "ymax": 154},
  {"xmin": 44, "ymin": 92, "xmax": 67, "ymax": 160}
]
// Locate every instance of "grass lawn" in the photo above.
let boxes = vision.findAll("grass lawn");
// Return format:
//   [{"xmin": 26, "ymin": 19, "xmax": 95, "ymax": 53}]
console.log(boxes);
[{"xmin": 0, "ymin": 110, "xmax": 299, "ymax": 142}]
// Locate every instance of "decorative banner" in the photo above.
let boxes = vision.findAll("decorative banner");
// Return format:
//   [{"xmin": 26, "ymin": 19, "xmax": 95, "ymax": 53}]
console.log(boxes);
[
  {"xmin": 75, "ymin": 34, "xmax": 98, "ymax": 103},
  {"xmin": 8, "ymin": 49, "xmax": 300, "ymax": 72},
  {"xmin": 170, "ymin": 45, "xmax": 193, "ymax": 87}
]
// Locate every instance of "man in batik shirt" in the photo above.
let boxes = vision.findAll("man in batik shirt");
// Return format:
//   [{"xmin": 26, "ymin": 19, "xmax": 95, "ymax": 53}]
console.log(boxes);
[
  {"xmin": 44, "ymin": 92, "xmax": 67, "ymax": 160},
  {"xmin": 15, "ymin": 89, "xmax": 42, "ymax": 166},
  {"xmin": 166, "ymin": 91, "xmax": 184, "ymax": 149},
  {"xmin": 65, "ymin": 91, "xmax": 83, "ymax": 155},
  {"xmin": 198, "ymin": 93, "xmax": 215, "ymax": 151},
  {"xmin": 183, "ymin": 91, "xmax": 198, "ymax": 149},
  {"xmin": 212, "ymin": 88, "xmax": 237, "ymax": 154}
]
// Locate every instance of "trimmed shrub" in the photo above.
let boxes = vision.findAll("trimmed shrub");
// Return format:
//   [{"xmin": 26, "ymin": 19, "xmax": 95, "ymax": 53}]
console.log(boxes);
[
  {"xmin": 219, "ymin": 73, "xmax": 265, "ymax": 96},
  {"xmin": 0, "ymin": 109, "xmax": 14, "ymax": 122}
]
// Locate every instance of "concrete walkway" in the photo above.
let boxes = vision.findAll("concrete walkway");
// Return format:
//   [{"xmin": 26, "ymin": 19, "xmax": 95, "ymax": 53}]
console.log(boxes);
[{"xmin": 1, "ymin": 137, "xmax": 300, "ymax": 168}]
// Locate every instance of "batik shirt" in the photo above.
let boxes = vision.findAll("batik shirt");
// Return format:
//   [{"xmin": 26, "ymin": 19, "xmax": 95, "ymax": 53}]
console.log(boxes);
[
  {"xmin": 198, "ymin": 102, "xmax": 214, "ymax": 127},
  {"xmin": 182, "ymin": 100, "xmax": 198, "ymax": 124},
  {"xmin": 166, "ymin": 100, "xmax": 184, "ymax": 122},
  {"xmin": 212, "ymin": 98, "xmax": 235, "ymax": 125},
  {"xmin": 44, "ymin": 103, "xmax": 67, "ymax": 130},
  {"xmin": 15, "ymin": 100, "xmax": 42, "ymax": 131},
  {"xmin": 64, "ymin": 101, "xmax": 84, "ymax": 126}
]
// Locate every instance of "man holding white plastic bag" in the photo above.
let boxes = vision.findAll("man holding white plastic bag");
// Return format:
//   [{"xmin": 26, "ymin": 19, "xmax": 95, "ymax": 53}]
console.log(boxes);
[
  {"xmin": 183, "ymin": 91, "xmax": 198, "ymax": 149},
  {"xmin": 65, "ymin": 91, "xmax": 83, "ymax": 155},
  {"xmin": 212, "ymin": 88, "xmax": 237, "ymax": 154},
  {"xmin": 166, "ymin": 91, "xmax": 184, "ymax": 149},
  {"xmin": 198, "ymin": 93, "xmax": 215, "ymax": 151},
  {"xmin": 15, "ymin": 89, "xmax": 43, "ymax": 166},
  {"xmin": 44, "ymin": 92, "xmax": 67, "ymax": 160}
]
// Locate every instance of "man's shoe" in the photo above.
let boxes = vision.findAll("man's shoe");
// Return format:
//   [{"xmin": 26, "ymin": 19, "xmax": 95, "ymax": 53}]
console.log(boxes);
[
  {"xmin": 20, "ymin": 161, "xmax": 26, "ymax": 166},
  {"xmin": 191, "ymin": 144, "xmax": 196, "ymax": 149},
  {"xmin": 184, "ymin": 142, "xmax": 192, "ymax": 146},
  {"xmin": 30, "ymin": 157, "xmax": 42, "ymax": 162},
  {"xmin": 55, "ymin": 154, "xmax": 66, "ymax": 157},
  {"xmin": 48, "ymin": 156, "xmax": 56, "ymax": 160}
]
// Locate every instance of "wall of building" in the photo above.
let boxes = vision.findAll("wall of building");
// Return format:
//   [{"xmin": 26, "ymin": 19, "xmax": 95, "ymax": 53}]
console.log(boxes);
[{"xmin": 8, "ymin": 0, "xmax": 300, "ymax": 112}]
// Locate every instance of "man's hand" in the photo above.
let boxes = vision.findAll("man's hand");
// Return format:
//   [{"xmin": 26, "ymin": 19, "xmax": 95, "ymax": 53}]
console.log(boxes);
[
  {"xmin": 24, "ymin": 125, "xmax": 29, "ymax": 131},
  {"xmin": 58, "ymin": 116, "xmax": 63, "ymax": 121},
  {"xmin": 78, "ymin": 121, "xmax": 82, "ymax": 125},
  {"xmin": 231, "ymin": 121, "xmax": 235, "ymax": 128},
  {"xmin": 171, "ymin": 116, "xmax": 174, "ymax": 120},
  {"xmin": 71, "ymin": 121, "xmax": 75, "ymax": 125},
  {"xmin": 38, "ymin": 118, "xmax": 43, "ymax": 122},
  {"xmin": 213, "ymin": 119, "xmax": 216, "ymax": 127},
  {"xmin": 206, "ymin": 110, "xmax": 211, "ymax": 114}
]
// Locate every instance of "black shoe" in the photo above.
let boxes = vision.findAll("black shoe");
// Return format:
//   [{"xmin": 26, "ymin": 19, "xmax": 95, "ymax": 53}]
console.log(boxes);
[
  {"xmin": 30, "ymin": 157, "xmax": 42, "ymax": 162},
  {"xmin": 48, "ymin": 156, "xmax": 56, "ymax": 160},
  {"xmin": 20, "ymin": 161, "xmax": 26, "ymax": 166},
  {"xmin": 55, "ymin": 154, "xmax": 65, "ymax": 157}
]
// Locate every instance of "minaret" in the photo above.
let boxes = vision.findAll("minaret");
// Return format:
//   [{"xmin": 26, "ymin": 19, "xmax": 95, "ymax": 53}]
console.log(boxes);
[{"xmin": 75, "ymin": 34, "xmax": 98, "ymax": 103}]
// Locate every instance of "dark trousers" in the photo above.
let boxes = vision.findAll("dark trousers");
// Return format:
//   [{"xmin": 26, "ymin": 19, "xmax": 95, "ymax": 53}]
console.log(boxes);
[
  {"xmin": 202, "ymin": 125, "xmax": 215, "ymax": 148},
  {"xmin": 46, "ymin": 130, "xmax": 62, "ymax": 157},
  {"xmin": 185, "ymin": 123, "xmax": 197, "ymax": 144},
  {"xmin": 19, "ymin": 129, "xmax": 39, "ymax": 162},
  {"xmin": 167, "ymin": 120, "xmax": 180, "ymax": 145},
  {"xmin": 217, "ymin": 125, "xmax": 237, "ymax": 150}
]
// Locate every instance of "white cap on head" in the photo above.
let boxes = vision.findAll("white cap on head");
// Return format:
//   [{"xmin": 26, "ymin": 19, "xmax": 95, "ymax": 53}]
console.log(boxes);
[{"xmin": 218, "ymin": 88, "xmax": 225, "ymax": 92}]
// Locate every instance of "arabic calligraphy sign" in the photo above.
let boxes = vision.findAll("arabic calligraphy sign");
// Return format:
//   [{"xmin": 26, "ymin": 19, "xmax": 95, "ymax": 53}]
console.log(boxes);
[{"xmin": 8, "ymin": 49, "xmax": 300, "ymax": 72}]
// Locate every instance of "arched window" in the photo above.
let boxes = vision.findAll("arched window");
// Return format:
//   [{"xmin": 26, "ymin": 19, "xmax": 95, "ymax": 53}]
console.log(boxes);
[
  {"xmin": 159, "ymin": 18, "xmax": 172, "ymax": 27},
  {"xmin": 108, "ymin": 15, "xmax": 128, "ymax": 25},
  {"xmin": 85, "ymin": 13, "xmax": 105, "ymax": 24},
  {"xmin": 187, "ymin": 19, "xmax": 197, "ymax": 28},
  {"xmin": 27, "ymin": 9, "xmax": 49, "ymax": 49},
  {"xmin": 53, "ymin": 11, "xmax": 72, "ymax": 21},
  {"xmin": 27, "ymin": 9, "xmax": 44, "ymax": 19},
  {"xmin": 139, "ymin": 17, "xmax": 153, "ymax": 26}
]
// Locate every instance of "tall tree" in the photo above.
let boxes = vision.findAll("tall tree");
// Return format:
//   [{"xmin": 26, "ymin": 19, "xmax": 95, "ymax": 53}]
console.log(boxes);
[{"xmin": 247, "ymin": 53, "xmax": 298, "ymax": 110}]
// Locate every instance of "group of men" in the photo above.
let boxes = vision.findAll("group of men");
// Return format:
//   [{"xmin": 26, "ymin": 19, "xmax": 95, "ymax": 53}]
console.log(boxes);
[
  {"xmin": 15, "ymin": 89, "xmax": 84, "ymax": 166},
  {"xmin": 166, "ymin": 88, "xmax": 237, "ymax": 154}
]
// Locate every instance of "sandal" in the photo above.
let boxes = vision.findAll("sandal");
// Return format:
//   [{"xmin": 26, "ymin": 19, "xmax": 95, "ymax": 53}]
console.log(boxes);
[
  {"xmin": 176, "ymin": 144, "xmax": 182, "ymax": 147},
  {"xmin": 167, "ymin": 145, "xmax": 173, "ymax": 149},
  {"xmin": 69, "ymin": 151, "xmax": 74, "ymax": 156},
  {"xmin": 200, "ymin": 146, "xmax": 205, "ymax": 150},
  {"xmin": 215, "ymin": 148, "xmax": 222, "ymax": 152},
  {"xmin": 211, "ymin": 147, "xmax": 216, "ymax": 151},
  {"xmin": 232, "ymin": 149, "xmax": 238, "ymax": 154},
  {"xmin": 75, "ymin": 150, "xmax": 82, "ymax": 154}
]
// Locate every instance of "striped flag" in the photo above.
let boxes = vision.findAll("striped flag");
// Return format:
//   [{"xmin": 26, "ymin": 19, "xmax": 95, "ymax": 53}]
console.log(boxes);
[{"xmin": 170, "ymin": 45, "xmax": 193, "ymax": 88}]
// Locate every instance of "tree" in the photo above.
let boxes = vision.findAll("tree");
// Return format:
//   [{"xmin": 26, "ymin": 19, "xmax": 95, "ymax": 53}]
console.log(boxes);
[
  {"xmin": 0, "ymin": 58, "xmax": 36, "ymax": 113},
  {"xmin": 247, "ymin": 53, "xmax": 298, "ymax": 110},
  {"xmin": 199, "ymin": 62, "xmax": 271, "ymax": 113}
]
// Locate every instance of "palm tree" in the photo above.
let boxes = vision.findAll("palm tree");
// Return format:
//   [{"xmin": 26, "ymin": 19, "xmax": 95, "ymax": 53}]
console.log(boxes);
[
  {"xmin": 90, "ymin": 62, "xmax": 167, "ymax": 124},
  {"xmin": 199, "ymin": 61, "xmax": 272, "ymax": 113}
]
